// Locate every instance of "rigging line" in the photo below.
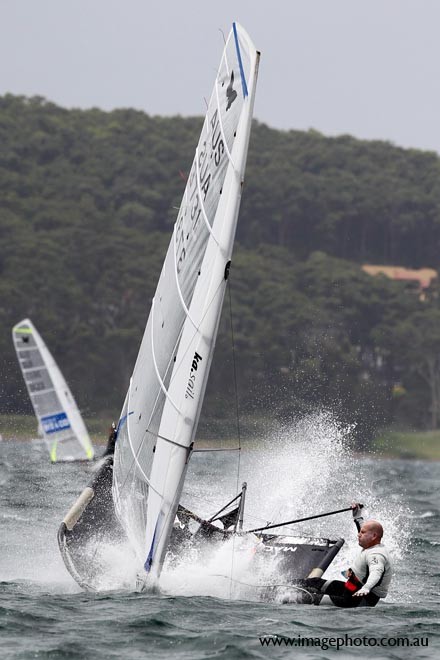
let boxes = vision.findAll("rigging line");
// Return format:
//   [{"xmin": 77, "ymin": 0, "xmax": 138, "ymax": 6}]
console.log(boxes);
[
  {"xmin": 178, "ymin": 486, "xmax": 276, "ymax": 526},
  {"xmin": 227, "ymin": 277, "xmax": 241, "ymax": 599},
  {"xmin": 179, "ymin": 489, "xmax": 241, "ymax": 516},
  {"xmin": 179, "ymin": 486, "xmax": 319, "ymax": 535},
  {"xmin": 193, "ymin": 446, "xmax": 240, "ymax": 452},
  {"xmin": 207, "ymin": 574, "xmax": 316, "ymax": 593},
  {"xmin": 218, "ymin": 28, "xmax": 227, "ymax": 48},
  {"xmin": 207, "ymin": 491, "xmax": 243, "ymax": 521},
  {"xmin": 228, "ymin": 280, "xmax": 242, "ymax": 489},
  {"xmin": 145, "ymin": 429, "xmax": 189, "ymax": 451}
]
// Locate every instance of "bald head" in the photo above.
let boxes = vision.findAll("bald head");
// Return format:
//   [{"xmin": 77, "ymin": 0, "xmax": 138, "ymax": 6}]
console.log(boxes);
[
  {"xmin": 365, "ymin": 520, "xmax": 383, "ymax": 538},
  {"xmin": 358, "ymin": 520, "xmax": 384, "ymax": 549}
]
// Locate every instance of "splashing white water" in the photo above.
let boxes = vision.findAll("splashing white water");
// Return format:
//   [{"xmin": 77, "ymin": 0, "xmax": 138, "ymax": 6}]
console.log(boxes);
[
  {"xmin": 0, "ymin": 414, "xmax": 412, "ymax": 603},
  {"xmin": 159, "ymin": 411, "xmax": 411, "ymax": 603}
]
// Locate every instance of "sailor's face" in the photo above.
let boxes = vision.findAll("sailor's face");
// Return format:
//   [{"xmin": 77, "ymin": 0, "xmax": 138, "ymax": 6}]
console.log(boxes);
[{"xmin": 358, "ymin": 524, "xmax": 378, "ymax": 549}]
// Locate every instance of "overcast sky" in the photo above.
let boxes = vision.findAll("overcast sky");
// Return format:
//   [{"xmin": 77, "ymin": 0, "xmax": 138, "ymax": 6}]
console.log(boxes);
[{"xmin": 1, "ymin": 0, "xmax": 439, "ymax": 153}]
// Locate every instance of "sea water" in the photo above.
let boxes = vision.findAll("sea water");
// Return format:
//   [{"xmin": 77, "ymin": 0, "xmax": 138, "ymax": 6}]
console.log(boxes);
[{"xmin": 0, "ymin": 415, "xmax": 438, "ymax": 659}]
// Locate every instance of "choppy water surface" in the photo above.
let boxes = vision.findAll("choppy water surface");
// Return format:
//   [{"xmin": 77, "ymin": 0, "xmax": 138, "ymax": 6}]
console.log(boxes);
[{"xmin": 0, "ymin": 417, "xmax": 439, "ymax": 659}]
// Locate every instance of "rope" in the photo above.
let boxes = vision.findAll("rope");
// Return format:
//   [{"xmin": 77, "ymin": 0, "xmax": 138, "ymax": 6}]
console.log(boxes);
[
  {"xmin": 228, "ymin": 280, "xmax": 242, "ymax": 496},
  {"xmin": 207, "ymin": 575, "xmax": 315, "ymax": 604},
  {"xmin": 245, "ymin": 505, "xmax": 359, "ymax": 534}
]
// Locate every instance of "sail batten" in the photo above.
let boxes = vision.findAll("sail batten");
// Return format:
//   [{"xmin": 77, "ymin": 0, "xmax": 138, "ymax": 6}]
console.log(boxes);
[{"xmin": 195, "ymin": 146, "xmax": 221, "ymax": 245}]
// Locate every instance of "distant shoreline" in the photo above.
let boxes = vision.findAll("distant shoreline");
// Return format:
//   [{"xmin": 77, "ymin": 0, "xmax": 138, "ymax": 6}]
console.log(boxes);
[{"xmin": 1, "ymin": 416, "xmax": 439, "ymax": 461}]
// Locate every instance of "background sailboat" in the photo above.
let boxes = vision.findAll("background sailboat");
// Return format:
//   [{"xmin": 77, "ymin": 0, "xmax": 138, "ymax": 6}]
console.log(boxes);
[{"xmin": 12, "ymin": 318, "xmax": 94, "ymax": 462}]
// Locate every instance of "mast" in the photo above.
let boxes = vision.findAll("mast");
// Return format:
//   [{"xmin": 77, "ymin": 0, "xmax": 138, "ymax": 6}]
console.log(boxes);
[{"xmin": 237, "ymin": 482, "xmax": 247, "ymax": 532}]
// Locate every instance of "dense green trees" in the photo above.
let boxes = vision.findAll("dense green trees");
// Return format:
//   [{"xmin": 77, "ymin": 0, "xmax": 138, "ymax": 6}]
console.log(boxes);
[{"xmin": 1, "ymin": 94, "xmax": 440, "ymax": 442}]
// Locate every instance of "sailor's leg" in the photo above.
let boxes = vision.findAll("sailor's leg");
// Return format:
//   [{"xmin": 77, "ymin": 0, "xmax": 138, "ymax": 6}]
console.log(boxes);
[
  {"xmin": 298, "ymin": 578, "xmax": 363, "ymax": 608},
  {"xmin": 363, "ymin": 592, "xmax": 380, "ymax": 607},
  {"xmin": 324, "ymin": 582, "xmax": 381, "ymax": 607},
  {"xmin": 298, "ymin": 577, "xmax": 326, "ymax": 591},
  {"xmin": 323, "ymin": 580, "xmax": 361, "ymax": 608}
]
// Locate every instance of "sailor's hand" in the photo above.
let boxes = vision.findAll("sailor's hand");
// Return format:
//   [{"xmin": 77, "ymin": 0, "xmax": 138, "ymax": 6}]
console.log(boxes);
[
  {"xmin": 351, "ymin": 502, "xmax": 363, "ymax": 518},
  {"xmin": 353, "ymin": 587, "xmax": 370, "ymax": 598}
]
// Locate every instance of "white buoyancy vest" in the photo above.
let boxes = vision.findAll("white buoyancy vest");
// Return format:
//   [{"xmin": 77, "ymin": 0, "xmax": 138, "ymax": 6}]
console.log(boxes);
[{"xmin": 352, "ymin": 543, "xmax": 392, "ymax": 598}]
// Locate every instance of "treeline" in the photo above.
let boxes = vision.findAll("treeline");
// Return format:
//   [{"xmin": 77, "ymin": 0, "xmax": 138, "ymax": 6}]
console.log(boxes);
[{"xmin": 1, "ymin": 94, "xmax": 440, "ymax": 443}]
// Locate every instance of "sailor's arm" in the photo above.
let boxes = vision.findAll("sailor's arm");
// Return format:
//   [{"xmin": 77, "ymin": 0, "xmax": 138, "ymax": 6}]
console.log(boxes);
[
  {"xmin": 351, "ymin": 502, "xmax": 364, "ymax": 532},
  {"xmin": 354, "ymin": 552, "xmax": 386, "ymax": 597}
]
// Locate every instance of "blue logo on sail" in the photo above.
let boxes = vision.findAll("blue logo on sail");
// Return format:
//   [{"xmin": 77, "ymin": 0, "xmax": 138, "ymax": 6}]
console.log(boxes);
[{"xmin": 41, "ymin": 412, "xmax": 71, "ymax": 434}]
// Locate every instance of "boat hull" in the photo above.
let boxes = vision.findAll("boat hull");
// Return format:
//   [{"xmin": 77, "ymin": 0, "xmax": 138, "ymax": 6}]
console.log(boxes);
[
  {"xmin": 58, "ymin": 456, "xmax": 131, "ymax": 591},
  {"xmin": 59, "ymin": 466, "xmax": 344, "ymax": 602}
]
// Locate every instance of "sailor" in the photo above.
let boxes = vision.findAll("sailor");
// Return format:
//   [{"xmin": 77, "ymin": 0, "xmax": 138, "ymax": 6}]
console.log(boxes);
[
  {"xmin": 300, "ymin": 503, "xmax": 392, "ymax": 607},
  {"xmin": 103, "ymin": 422, "xmax": 117, "ymax": 456}
]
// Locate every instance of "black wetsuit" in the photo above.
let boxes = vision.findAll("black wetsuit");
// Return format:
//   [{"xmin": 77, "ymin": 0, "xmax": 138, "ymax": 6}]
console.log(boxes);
[{"xmin": 303, "ymin": 575, "xmax": 380, "ymax": 608}]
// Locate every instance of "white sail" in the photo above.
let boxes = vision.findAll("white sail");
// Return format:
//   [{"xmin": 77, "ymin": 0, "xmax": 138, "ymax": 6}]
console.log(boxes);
[
  {"xmin": 113, "ymin": 23, "xmax": 260, "ymax": 578},
  {"xmin": 12, "ymin": 318, "xmax": 94, "ymax": 462}
]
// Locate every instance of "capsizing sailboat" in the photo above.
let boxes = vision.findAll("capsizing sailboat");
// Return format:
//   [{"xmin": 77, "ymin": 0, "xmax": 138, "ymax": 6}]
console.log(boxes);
[
  {"xmin": 58, "ymin": 23, "xmax": 345, "ymax": 601},
  {"xmin": 12, "ymin": 318, "xmax": 94, "ymax": 462}
]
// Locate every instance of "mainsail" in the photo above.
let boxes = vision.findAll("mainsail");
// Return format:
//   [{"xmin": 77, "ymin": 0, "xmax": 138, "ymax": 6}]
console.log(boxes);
[
  {"xmin": 12, "ymin": 318, "xmax": 94, "ymax": 462},
  {"xmin": 113, "ymin": 23, "xmax": 260, "ymax": 580}
]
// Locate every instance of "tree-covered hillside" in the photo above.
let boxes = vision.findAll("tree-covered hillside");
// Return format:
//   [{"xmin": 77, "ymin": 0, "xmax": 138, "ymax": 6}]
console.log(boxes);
[{"xmin": 1, "ymin": 95, "xmax": 440, "ymax": 442}]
